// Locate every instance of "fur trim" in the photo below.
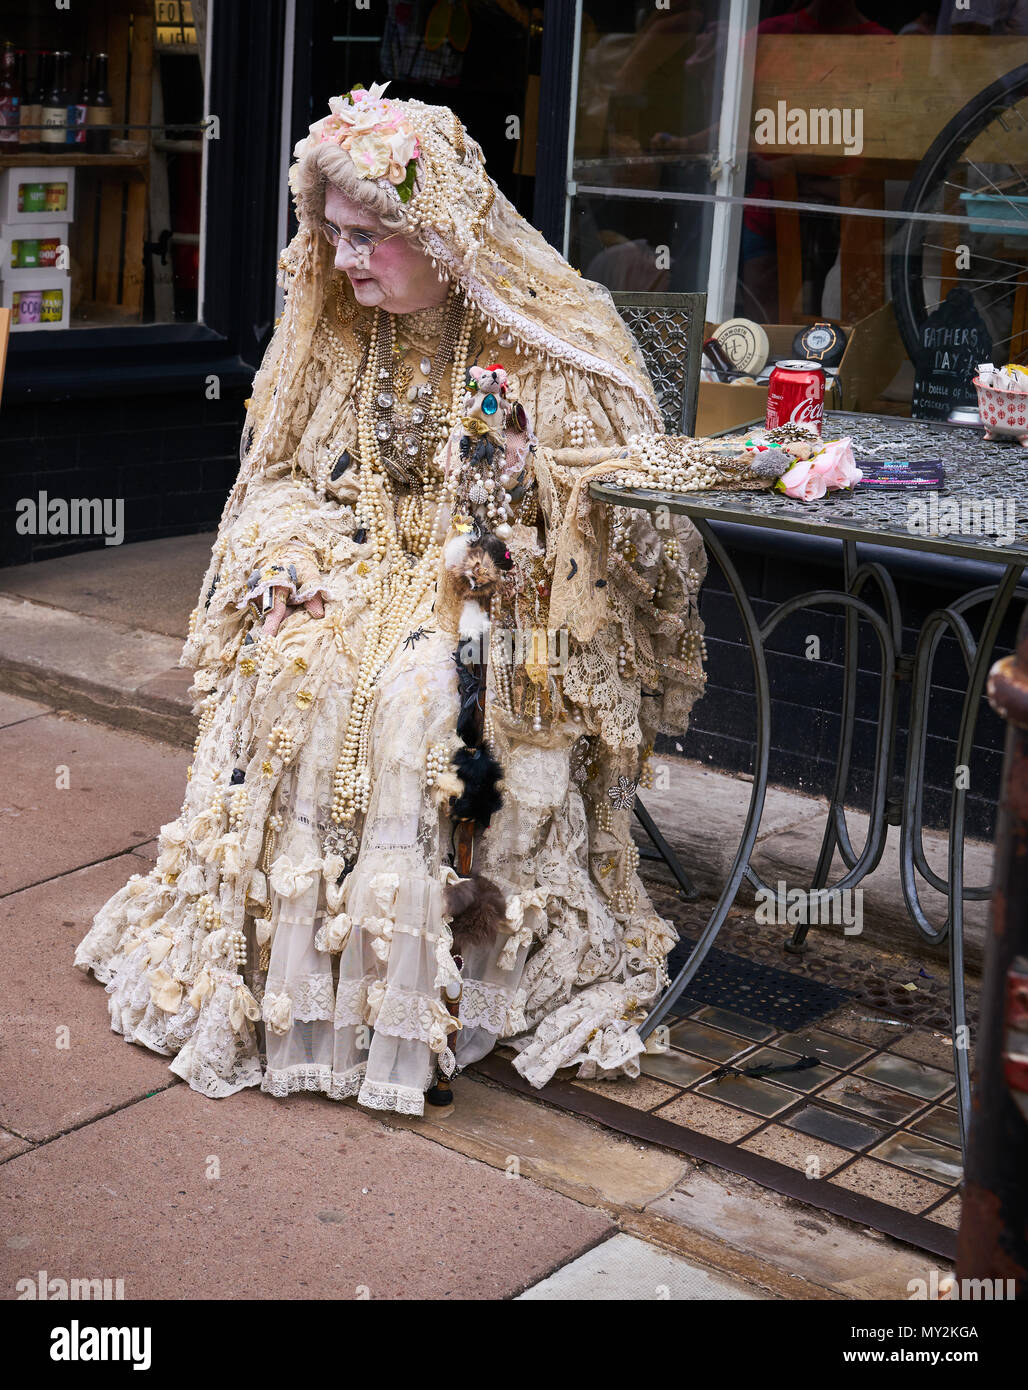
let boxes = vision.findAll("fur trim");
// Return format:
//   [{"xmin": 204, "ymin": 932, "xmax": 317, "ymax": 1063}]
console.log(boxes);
[{"xmin": 444, "ymin": 873, "xmax": 507, "ymax": 949}]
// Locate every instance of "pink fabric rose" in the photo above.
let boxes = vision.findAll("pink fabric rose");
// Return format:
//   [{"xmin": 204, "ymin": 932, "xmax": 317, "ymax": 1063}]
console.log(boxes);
[
  {"xmin": 809, "ymin": 437, "xmax": 862, "ymax": 491},
  {"xmin": 778, "ymin": 457, "xmax": 828, "ymax": 501},
  {"xmin": 778, "ymin": 437, "xmax": 861, "ymax": 500}
]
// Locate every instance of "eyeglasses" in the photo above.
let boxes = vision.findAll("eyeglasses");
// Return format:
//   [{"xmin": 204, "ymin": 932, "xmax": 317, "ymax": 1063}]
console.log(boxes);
[{"xmin": 321, "ymin": 220, "xmax": 402, "ymax": 263}]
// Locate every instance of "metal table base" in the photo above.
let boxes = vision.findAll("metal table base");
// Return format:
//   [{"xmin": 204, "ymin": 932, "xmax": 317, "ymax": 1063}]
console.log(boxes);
[{"xmin": 592, "ymin": 412, "xmax": 1028, "ymax": 1153}]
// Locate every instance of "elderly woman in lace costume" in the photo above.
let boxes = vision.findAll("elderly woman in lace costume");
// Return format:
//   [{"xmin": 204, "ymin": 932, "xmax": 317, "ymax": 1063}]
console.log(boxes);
[{"xmin": 75, "ymin": 86, "xmax": 708, "ymax": 1117}]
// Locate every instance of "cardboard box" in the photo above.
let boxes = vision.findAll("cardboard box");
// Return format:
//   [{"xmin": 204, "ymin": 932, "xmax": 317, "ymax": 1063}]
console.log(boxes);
[
  {"xmin": 0, "ymin": 166, "xmax": 76, "ymax": 224},
  {"xmin": 695, "ymin": 301, "xmax": 906, "ymax": 437},
  {"xmin": 2, "ymin": 268, "xmax": 71, "ymax": 331},
  {"xmin": 3, "ymin": 221, "xmax": 71, "ymax": 270}
]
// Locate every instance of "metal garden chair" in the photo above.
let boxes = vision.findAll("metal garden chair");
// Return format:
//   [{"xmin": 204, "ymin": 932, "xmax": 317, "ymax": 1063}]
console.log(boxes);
[{"xmin": 611, "ymin": 290, "xmax": 708, "ymax": 903}]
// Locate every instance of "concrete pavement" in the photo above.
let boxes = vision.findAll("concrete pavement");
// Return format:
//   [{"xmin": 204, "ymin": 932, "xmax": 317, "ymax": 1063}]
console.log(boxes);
[{"xmin": 0, "ymin": 537, "xmax": 960, "ymax": 1299}]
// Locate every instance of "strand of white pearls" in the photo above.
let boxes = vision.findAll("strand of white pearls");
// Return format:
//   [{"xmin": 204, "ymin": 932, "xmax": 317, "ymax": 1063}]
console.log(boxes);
[
  {"xmin": 624, "ymin": 434, "xmax": 723, "ymax": 492},
  {"xmin": 330, "ymin": 291, "xmax": 473, "ymax": 825}
]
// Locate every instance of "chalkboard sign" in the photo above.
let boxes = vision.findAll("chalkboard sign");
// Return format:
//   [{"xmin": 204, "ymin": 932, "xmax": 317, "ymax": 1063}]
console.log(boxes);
[{"xmin": 912, "ymin": 287, "xmax": 991, "ymax": 421}]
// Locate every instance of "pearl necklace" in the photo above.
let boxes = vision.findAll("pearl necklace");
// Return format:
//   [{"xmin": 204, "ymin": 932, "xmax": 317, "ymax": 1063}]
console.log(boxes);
[{"xmin": 329, "ymin": 288, "xmax": 473, "ymax": 826}]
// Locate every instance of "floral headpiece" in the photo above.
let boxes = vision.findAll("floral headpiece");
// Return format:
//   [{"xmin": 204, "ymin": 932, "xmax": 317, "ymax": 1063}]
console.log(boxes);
[{"xmin": 302, "ymin": 81, "xmax": 420, "ymax": 201}]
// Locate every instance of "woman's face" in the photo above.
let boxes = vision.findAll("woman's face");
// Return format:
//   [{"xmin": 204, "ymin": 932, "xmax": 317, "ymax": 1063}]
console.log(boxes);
[{"xmin": 323, "ymin": 185, "xmax": 449, "ymax": 315}]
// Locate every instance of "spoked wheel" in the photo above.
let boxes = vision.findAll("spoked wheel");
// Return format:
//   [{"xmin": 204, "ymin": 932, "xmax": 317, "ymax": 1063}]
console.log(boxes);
[{"xmin": 890, "ymin": 62, "xmax": 1028, "ymax": 368}]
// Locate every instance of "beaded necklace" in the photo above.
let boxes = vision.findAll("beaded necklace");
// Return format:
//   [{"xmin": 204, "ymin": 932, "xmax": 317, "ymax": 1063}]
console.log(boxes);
[{"xmin": 330, "ymin": 285, "xmax": 474, "ymax": 826}]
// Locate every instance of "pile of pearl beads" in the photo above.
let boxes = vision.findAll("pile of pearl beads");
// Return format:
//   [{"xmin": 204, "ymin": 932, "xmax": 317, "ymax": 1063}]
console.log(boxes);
[
  {"xmin": 425, "ymin": 741, "xmax": 450, "ymax": 788},
  {"xmin": 268, "ymin": 725, "xmax": 295, "ymax": 763},
  {"xmin": 625, "ymin": 434, "xmax": 722, "ymax": 492},
  {"xmin": 227, "ymin": 786, "xmax": 249, "ymax": 827},
  {"xmin": 228, "ymin": 927, "xmax": 247, "ymax": 968}
]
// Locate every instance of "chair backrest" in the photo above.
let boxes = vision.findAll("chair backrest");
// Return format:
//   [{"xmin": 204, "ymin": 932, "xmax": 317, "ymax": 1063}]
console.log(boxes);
[{"xmin": 611, "ymin": 290, "xmax": 707, "ymax": 438}]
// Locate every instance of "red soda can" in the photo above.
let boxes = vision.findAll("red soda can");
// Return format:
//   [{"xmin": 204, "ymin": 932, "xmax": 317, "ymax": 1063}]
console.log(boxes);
[{"xmin": 765, "ymin": 360, "xmax": 825, "ymax": 435}]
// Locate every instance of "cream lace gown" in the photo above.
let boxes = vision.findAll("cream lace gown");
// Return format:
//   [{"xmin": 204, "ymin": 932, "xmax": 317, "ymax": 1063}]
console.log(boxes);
[{"xmin": 75, "ymin": 296, "xmax": 707, "ymax": 1116}]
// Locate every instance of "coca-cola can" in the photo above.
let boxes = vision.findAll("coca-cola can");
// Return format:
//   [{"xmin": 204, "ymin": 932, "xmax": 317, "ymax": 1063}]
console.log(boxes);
[{"xmin": 765, "ymin": 360, "xmax": 825, "ymax": 435}]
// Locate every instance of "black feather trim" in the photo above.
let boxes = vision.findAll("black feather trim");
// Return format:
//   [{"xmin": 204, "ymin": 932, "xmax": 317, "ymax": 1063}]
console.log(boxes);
[
  {"xmin": 451, "ymin": 744, "xmax": 504, "ymax": 829},
  {"xmin": 453, "ymin": 651, "xmax": 484, "ymax": 745}
]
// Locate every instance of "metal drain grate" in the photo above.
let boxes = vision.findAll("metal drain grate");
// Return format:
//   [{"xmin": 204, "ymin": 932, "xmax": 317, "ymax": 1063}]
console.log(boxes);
[{"xmin": 666, "ymin": 939, "xmax": 855, "ymax": 1031}]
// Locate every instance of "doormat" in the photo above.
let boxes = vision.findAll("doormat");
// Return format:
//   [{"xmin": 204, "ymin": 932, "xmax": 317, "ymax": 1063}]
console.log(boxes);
[{"xmin": 666, "ymin": 937, "xmax": 855, "ymax": 1032}]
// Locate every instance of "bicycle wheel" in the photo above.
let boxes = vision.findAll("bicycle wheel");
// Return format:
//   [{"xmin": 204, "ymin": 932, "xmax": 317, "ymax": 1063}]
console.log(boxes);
[{"xmin": 890, "ymin": 62, "xmax": 1028, "ymax": 368}]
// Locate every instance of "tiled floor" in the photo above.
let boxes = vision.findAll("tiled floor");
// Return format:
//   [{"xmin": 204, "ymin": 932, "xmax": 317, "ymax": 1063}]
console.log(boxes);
[{"xmin": 571, "ymin": 998, "xmax": 963, "ymax": 1234}]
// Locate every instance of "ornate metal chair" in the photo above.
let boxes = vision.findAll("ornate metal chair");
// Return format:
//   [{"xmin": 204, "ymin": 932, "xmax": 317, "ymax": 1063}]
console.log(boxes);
[{"xmin": 611, "ymin": 290, "xmax": 708, "ymax": 902}]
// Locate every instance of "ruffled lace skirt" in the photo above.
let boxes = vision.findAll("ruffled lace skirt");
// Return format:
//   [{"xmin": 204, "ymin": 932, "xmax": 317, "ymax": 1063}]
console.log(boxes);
[{"xmin": 75, "ymin": 610, "xmax": 676, "ymax": 1117}]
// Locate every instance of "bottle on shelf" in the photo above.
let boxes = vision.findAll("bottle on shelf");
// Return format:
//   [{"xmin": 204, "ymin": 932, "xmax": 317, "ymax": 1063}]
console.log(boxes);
[
  {"xmin": 85, "ymin": 52, "xmax": 111, "ymax": 153},
  {"xmin": 0, "ymin": 39, "xmax": 20, "ymax": 147},
  {"xmin": 68, "ymin": 52, "xmax": 88, "ymax": 145},
  {"xmin": 17, "ymin": 51, "xmax": 37, "ymax": 150},
  {"xmin": 40, "ymin": 49, "xmax": 67, "ymax": 148}
]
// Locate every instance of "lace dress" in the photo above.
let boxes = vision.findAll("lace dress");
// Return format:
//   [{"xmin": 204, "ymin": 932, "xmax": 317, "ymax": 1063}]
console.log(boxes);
[{"xmin": 74, "ymin": 296, "xmax": 707, "ymax": 1116}]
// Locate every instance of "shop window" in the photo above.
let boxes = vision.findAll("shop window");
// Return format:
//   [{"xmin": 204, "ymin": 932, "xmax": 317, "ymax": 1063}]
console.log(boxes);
[
  {"xmin": 0, "ymin": 0, "xmax": 207, "ymax": 332},
  {"xmin": 568, "ymin": 1, "xmax": 1028, "ymax": 422}
]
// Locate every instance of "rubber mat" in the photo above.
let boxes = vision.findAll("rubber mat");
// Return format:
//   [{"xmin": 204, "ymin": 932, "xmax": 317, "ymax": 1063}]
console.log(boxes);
[{"xmin": 666, "ymin": 937, "xmax": 855, "ymax": 1031}]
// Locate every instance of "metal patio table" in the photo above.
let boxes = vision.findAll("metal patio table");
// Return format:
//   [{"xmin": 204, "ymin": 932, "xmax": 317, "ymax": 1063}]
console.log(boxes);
[{"xmin": 591, "ymin": 410, "xmax": 1028, "ymax": 1149}]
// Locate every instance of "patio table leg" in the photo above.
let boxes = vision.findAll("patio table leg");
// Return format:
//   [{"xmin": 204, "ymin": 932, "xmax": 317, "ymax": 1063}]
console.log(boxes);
[
  {"xmin": 641, "ymin": 517, "xmax": 771, "ymax": 1036},
  {"xmin": 898, "ymin": 564, "xmax": 1026, "ymax": 1148}
]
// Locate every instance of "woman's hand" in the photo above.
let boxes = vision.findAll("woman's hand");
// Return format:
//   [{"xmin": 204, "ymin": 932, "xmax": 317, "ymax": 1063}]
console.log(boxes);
[
  {"xmin": 261, "ymin": 587, "xmax": 324, "ymax": 637},
  {"xmin": 256, "ymin": 547, "xmax": 327, "ymax": 636}
]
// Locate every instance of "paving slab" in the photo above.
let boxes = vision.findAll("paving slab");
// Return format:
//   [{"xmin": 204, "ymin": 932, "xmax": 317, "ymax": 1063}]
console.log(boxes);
[
  {"xmin": 0, "ymin": 596, "xmax": 193, "ymax": 745},
  {"xmin": 0, "ymin": 1129, "xmax": 33, "ymax": 1163},
  {"xmin": 0, "ymin": 1084, "xmax": 613, "ymax": 1301},
  {"xmin": 517, "ymin": 1231, "xmax": 763, "ymax": 1300},
  {"xmin": 0, "ymin": 855, "xmax": 178, "ymax": 1142},
  {"xmin": 0, "ymin": 711, "xmax": 187, "ymax": 892},
  {"xmin": 0, "ymin": 692, "xmax": 50, "ymax": 729},
  {"xmin": 391, "ymin": 1073, "xmax": 690, "ymax": 1209},
  {"xmin": 647, "ymin": 1167, "xmax": 946, "ymax": 1300},
  {"xmin": 0, "ymin": 532, "xmax": 214, "ymax": 639},
  {"xmin": 640, "ymin": 764, "xmax": 828, "ymax": 899},
  {"xmin": 752, "ymin": 810, "xmax": 992, "ymax": 972}
]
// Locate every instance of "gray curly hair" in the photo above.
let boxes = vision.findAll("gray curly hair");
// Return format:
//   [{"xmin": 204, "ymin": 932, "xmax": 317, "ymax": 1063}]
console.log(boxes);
[{"xmin": 292, "ymin": 142, "xmax": 408, "ymax": 234}]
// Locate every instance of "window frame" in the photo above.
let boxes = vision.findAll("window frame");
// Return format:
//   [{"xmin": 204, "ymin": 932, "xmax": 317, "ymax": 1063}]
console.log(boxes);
[{"xmin": 4, "ymin": 0, "xmax": 288, "ymax": 400}]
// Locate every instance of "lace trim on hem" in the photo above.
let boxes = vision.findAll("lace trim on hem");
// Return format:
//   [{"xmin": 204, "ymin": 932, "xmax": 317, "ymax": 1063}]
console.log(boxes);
[
  {"xmin": 261, "ymin": 1062, "xmax": 366, "ymax": 1100},
  {"xmin": 357, "ymin": 1078, "xmax": 426, "ymax": 1116},
  {"xmin": 266, "ymin": 971, "xmax": 336, "ymax": 1022},
  {"xmin": 77, "ymin": 953, "xmax": 115, "ymax": 985},
  {"xmin": 168, "ymin": 1054, "xmax": 263, "ymax": 1099},
  {"xmin": 460, "ymin": 977, "xmax": 514, "ymax": 1034}
]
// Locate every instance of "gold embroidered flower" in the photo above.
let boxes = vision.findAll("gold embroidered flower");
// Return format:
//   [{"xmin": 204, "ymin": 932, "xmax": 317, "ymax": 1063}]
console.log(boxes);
[
  {"xmin": 295, "ymin": 689, "xmax": 314, "ymax": 709},
  {"xmin": 239, "ymin": 657, "xmax": 256, "ymax": 676},
  {"xmin": 293, "ymin": 657, "xmax": 308, "ymax": 673},
  {"xmin": 262, "ymin": 760, "xmax": 274, "ymax": 776}
]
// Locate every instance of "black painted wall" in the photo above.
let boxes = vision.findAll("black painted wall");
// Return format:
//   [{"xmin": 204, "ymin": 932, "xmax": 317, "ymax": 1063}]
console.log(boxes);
[{"xmin": 2, "ymin": 388, "xmax": 249, "ymax": 567}]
